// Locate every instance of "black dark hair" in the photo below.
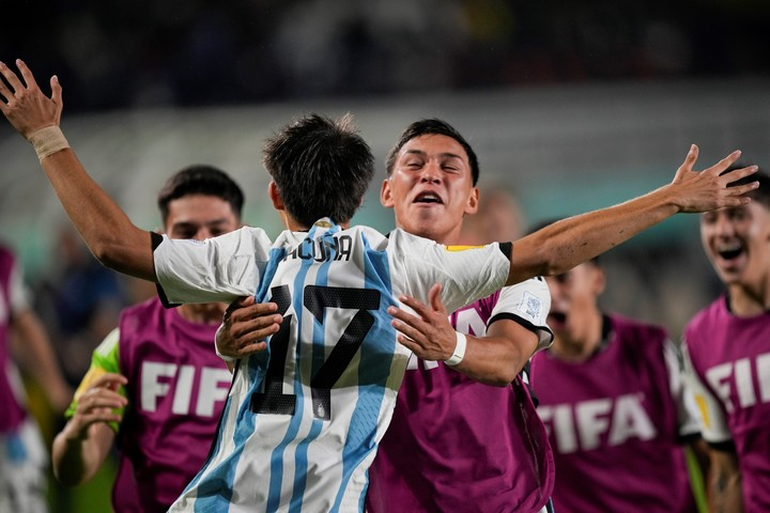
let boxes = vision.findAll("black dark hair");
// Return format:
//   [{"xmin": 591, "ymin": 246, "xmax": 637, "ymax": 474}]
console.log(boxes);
[
  {"xmin": 723, "ymin": 163, "xmax": 770, "ymax": 208},
  {"xmin": 157, "ymin": 164, "xmax": 244, "ymax": 223},
  {"xmin": 263, "ymin": 113, "xmax": 375, "ymax": 227},
  {"xmin": 385, "ymin": 118, "xmax": 480, "ymax": 185}
]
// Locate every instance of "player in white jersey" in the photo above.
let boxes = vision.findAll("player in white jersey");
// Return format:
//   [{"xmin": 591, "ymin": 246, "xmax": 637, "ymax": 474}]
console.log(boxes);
[{"xmin": 0, "ymin": 59, "xmax": 759, "ymax": 511}]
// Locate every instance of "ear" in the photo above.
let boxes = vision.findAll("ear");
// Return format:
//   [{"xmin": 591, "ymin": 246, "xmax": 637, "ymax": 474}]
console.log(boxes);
[
  {"xmin": 380, "ymin": 178, "xmax": 394, "ymax": 209},
  {"xmin": 268, "ymin": 181, "xmax": 285, "ymax": 211},
  {"xmin": 464, "ymin": 186, "xmax": 480, "ymax": 216}
]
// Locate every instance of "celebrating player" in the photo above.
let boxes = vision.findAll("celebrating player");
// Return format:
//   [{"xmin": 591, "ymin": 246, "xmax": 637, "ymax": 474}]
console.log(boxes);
[
  {"xmin": 50, "ymin": 166, "xmax": 281, "ymax": 511},
  {"xmin": 683, "ymin": 167, "xmax": 770, "ymax": 512},
  {"xmin": 0, "ymin": 59, "xmax": 758, "ymax": 511}
]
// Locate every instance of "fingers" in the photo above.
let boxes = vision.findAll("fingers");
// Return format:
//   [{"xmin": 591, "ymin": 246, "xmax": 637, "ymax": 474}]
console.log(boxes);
[
  {"xmin": 706, "ymin": 149, "xmax": 743, "ymax": 176},
  {"xmin": 230, "ymin": 300, "xmax": 278, "ymax": 324},
  {"xmin": 232, "ymin": 314, "xmax": 282, "ymax": 341},
  {"xmin": 680, "ymin": 144, "xmax": 699, "ymax": 172},
  {"xmin": 236, "ymin": 341, "xmax": 268, "ymax": 357},
  {"xmin": 16, "ymin": 59, "xmax": 38, "ymax": 91},
  {"xmin": 0, "ymin": 60, "xmax": 26, "ymax": 95},
  {"xmin": 719, "ymin": 164, "xmax": 758, "ymax": 184},
  {"xmin": 397, "ymin": 293, "xmax": 432, "ymax": 318},
  {"xmin": 427, "ymin": 283, "xmax": 446, "ymax": 314}
]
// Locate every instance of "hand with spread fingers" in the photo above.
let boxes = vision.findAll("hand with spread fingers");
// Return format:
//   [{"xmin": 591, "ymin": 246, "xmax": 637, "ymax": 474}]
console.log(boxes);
[
  {"xmin": 0, "ymin": 59, "xmax": 63, "ymax": 138},
  {"xmin": 216, "ymin": 296, "xmax": 283, "ymax": 360},
  {"xmin": 388, "ymin": 283, "xmax": 458, "ymax": 362}
]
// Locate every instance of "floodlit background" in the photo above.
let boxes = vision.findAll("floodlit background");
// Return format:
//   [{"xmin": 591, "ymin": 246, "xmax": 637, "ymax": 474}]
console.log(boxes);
[{"xmin": 2, "ymin": 1, "xmax": 769, "ymax": 511}]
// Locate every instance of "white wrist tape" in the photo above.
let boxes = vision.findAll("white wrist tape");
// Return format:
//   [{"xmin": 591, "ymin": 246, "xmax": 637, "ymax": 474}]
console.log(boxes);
[
  {"xmin": 214, "ymin": 324, "xmax": 237, "ymax": 363},
  {"xmin": 28, "ymin": 126, "xmax": 70, "ymax": 161},
  {"xmin": 445, "ymin": 331, "xmax": 467, "ymax": 367}
]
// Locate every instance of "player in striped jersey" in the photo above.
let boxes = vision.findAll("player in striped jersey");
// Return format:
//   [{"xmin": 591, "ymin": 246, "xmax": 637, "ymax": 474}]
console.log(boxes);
[
  {"xmin": 51, "ymin": 166, "xmax": 281, "ymax": 512},
  {"xmin": 683, "ymin": 168, "xmax": 770, "ymax": 512},
  {"xmin": 218, "ymin": 120, "xmax": 557, "ymax": 512},
  {"xmin": 0, "ymin": 59, "xmax": 759, "ymax": 512}
]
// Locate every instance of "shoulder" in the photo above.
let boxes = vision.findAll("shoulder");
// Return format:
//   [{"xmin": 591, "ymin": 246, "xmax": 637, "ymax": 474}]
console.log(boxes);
[{"xmin": 684, "ymin": 296, "xmax": 727, "ymax": 341}]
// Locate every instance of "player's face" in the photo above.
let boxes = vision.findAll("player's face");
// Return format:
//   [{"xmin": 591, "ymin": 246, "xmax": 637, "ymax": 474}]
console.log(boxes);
[
  {"xmin": 700, "ymin": 202, "xmax": 770, "ymax": 288},
  {"xmin": 164, "ymin": 194, "xmax": 240, "ymax": 241},
  {"xmin": 381, "ymin": 134, "xmax": 478, "ymax": 245},
  {"xmin": 544, "ymin": 262, "xmax": 604, "ymax": 344}
]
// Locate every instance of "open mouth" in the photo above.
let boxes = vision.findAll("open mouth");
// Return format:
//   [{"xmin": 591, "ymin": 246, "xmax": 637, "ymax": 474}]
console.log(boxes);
[
  {"xmin": 716, "ymin": 242, "xmax": 744, "ymax": 261},
  {"xmin": 414, "ymin": 192, "xmax": 443, "ymax": 204}
]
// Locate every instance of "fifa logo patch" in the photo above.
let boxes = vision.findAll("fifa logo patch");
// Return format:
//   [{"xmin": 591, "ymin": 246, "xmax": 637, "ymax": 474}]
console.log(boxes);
[{"xmin": 517, "ymin": 291, "xmax": 542, "ymax": 322}]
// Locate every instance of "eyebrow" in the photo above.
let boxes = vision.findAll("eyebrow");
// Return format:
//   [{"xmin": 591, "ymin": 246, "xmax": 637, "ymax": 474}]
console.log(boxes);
[{"xmin": 403, "ymin": 149, "xmax": 465, "ymax": 161}]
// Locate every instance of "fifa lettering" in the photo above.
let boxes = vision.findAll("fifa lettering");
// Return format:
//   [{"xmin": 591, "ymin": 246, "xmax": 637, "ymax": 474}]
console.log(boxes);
[
  {"xmin": 539, "ymin": 393, "xmax": 656, "ymax": 453},
  {"xmin": 141, "ymin": 361, "xmax": 231, "ymax": 416},
  {"xmin": 704, "ymin": 351, "xmax": 770, "ymax": 412},
  {"xmin": 284, "ymin": 235, "xmax": 352, "ymax": 262}
]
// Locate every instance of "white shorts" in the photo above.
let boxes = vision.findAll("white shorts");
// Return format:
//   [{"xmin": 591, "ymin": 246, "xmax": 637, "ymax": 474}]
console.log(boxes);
[{"xmin": 0, "ymin": 417, "xmax": 49, "ymax": 513}]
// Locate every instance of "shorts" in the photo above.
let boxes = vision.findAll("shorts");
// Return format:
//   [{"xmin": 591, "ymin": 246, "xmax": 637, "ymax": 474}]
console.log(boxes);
[{"xmin": 0, "ymin": 417, "xmax": 49, "ymax": 513}]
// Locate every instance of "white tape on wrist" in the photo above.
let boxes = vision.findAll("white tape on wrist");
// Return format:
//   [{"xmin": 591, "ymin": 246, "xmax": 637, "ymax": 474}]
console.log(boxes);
[
  {"xmin": 214, "ymin": 324, "xmax": 237, "ymax": 363},
  {"xmin": 27, "ymin": 126, "xmax": 70, "ymax": 161},
  {"xmin": 445, "ymin": 331, "xmax": 467, "ymax": 367}
]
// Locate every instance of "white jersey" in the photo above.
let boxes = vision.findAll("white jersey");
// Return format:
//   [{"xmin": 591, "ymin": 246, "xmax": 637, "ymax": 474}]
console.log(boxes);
[{"xmin": 155, "ymin": 219, "xmax": 511, "ymax": 512}]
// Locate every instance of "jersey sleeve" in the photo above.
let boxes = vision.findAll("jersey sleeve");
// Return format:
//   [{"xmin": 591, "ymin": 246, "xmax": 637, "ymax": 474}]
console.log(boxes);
[
  {"xmin": 681, "ymin": 342, "xmax": 731, "ymax": 444},
  {"xmin": 388, "ymin": 229, "xmax": 511, "ymax": 313},
  {"xmin": 153, "ymin": 227, "xmax": 271, "ymax": 305},
  {"xmin": 66, "ymin": 328, "xmax": 125, "ymax": 432},
  {"xmin": 663, "ymin": 339, "xmax": 701, "ymax": 439},
  {"xmin": 488, "ymin": 278, "xmax": 553, "ymax": 352}
]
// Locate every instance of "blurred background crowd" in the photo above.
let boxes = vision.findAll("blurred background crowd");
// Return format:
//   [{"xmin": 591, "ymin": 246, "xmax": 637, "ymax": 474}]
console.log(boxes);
[{"xmin": 2, "ymin": 0, "xmax": 770, "ymax": 511}]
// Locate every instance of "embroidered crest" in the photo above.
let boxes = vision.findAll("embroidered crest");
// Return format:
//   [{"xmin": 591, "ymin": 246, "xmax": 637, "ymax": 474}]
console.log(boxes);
[{"xmin": 517, "ymin": 291, "xmax": 542, "ymax": 323}]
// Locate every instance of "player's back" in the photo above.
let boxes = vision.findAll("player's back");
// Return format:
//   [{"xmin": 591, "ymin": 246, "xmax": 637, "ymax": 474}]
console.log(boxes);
[{"xmin": 163, "ymin": 219, "xmax": 511, "ymax": 512}]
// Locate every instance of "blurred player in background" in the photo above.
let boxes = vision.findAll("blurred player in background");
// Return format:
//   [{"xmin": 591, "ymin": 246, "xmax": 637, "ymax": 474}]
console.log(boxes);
[
  {"xmin": 528, "ymin": 232, "xmax": 700, "ymax": 513},
  {"xmin": 683, "ymin": 167, "xmax": 770, "ymax": 512},
  {"xmin": 0, "ymin": 243, "xmax": 72, "ymax": 513},
  {"xmin": 51, "ymin": 166, "xmax": 280, "ymax": 512}
]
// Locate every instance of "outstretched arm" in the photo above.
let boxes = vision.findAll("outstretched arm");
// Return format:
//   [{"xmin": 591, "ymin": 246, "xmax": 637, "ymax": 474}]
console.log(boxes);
[
  {"xmin": 506, "ymin": 147, "xmax": 758, "ymax": 285},
  {"xmin": 0, "ymin": 59, "xmax": 155, "ymax": 281}
]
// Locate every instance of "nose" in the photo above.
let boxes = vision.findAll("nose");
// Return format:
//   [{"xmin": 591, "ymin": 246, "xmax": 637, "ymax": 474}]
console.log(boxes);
[
  {"xmin": 420, "ymin": 160, "xmax": 442, "ymax": 184},
  {"xmin": 713, "ymin": 213, "xmax": 735, "ymax": 237},
  {"xmin": 193, "ymin": 228, "xmax": 212, "ymax": 241}
]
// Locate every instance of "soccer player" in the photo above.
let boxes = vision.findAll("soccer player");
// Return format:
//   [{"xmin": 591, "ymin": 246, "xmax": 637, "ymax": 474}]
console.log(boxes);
[
  {"xmin": 682, "ymin": 168, "xmax": 770, "ymax": 512},
  {"xmin": 0, "ymin": 59, "xmax": 758, "ymax": 511},
  {"xmin": 217, "ymin": 120, "xmax": 556, "ymax": 512},
  {"xmin": 50, "ymin": 166, "xmax": 281, "ymax": 512},
  {"xmin": 0, "ymin": 243, "xmax": 73, "ymax": 513},
  {"xmin": 528, "ymin": 248, "xmax": 700, "ymax": 513}
]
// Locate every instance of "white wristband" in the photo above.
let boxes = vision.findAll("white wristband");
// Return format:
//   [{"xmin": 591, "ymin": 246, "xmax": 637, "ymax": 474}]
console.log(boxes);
[
  {"xmin": 445, "ymin": 332, "xmax": 467, "ymax": 367},
  {"xmin": 214, "ymin": 324, "xmax": 237, "ymax": 363}
]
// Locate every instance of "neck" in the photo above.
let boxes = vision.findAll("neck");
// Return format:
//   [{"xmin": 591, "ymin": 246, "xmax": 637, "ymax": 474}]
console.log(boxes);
[{"xmin": 728, "ymin": 280, "xmax": 770, "ymax": 316}]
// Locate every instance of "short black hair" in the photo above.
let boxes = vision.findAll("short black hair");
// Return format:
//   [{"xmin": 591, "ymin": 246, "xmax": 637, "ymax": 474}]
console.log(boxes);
[
  {"xmin": 157, "ymin": 164, "xmax": 245, "ymax": 223},
  {"xmin": 385, "ymin": 119, "xmax": 480, "ymax": 185},
  {"xmin": 263, "ymin": 113, "xmax": 375, "ymax": 227},
  {"xmin": 724, "ymin": 163, "xmax": 770, "ymax": 208}
]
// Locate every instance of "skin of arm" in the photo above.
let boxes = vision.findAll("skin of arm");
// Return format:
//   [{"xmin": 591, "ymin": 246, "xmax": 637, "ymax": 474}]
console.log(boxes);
[
  {"xmin": 507, "ymin": 148, "xmax": 758, "ymax": 285},
  {"xmin": 707, "ymin": 447, "xmax": 744, "ymax": 513},
  {"xmin": 0, "ymin": 60, "xmax": 154, "ymax": 280},
  {"xmin": 10, "ymin": 308, "xmax": 73, "ymax": 413},
  {"xmin": 51, "ymin": 373, "xmax": 127, "ymax": 486},
  {"xmin": 388, "ymin": 283, "xmax": 538, "ymax": 386}
]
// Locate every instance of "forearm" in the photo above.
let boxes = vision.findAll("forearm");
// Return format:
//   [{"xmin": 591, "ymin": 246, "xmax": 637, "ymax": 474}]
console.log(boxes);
[
  {"xmin": 40, "ymin": 147, "xmax": 155, "ymax": 281},
  {"xmin": 452, "ymin": 334, "xmax": 529, "ymax": 386},
  {"xmin": 508, "ymin": 186, "xmax": 678, "ymax": 284},
  {"xmin": 708, "ymin": 471, "xmax": 743, "ymax": 513},
  {"xmin": 52, "ymin": 422, "xmax": 113, "ymax": 486}
]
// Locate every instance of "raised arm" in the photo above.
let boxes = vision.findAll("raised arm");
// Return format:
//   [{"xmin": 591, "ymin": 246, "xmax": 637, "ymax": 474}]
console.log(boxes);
[
  {"xmin": 0, "ymin": 59, "xmax": 155, "ymax": 281},
  {"xmin": 506, "ymin": 147, "xmax": 758, "ymax": 285}
]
